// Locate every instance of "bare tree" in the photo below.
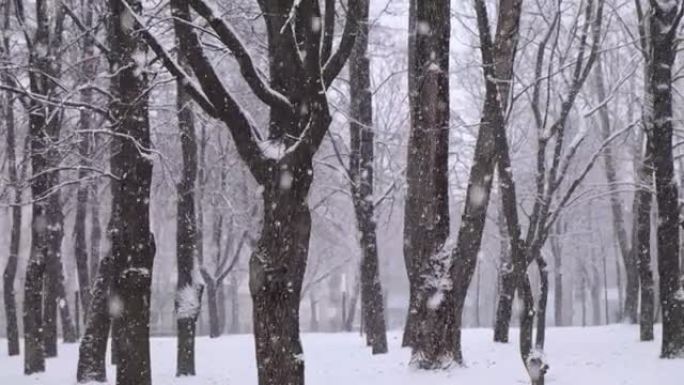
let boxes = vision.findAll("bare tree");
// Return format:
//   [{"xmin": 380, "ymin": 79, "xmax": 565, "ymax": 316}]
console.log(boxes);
[
  {"xmin": 106, "ymin": 1, "xmax": 156, "ymax": 383},
  {"xmin": 132, "ymin": 1, "xmax": 362, "ymax": 383}
]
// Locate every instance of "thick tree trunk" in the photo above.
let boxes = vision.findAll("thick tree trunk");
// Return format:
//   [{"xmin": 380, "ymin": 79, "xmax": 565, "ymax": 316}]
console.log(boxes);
[
  {"xmin": 108, "ymin": 1, "xmax": 156, "ymax": 383},
  {"xmin": 77, "ymin": 255, "xmax": 114, "ymax": 383},
  {"xmin": 649, "ymin": 4, "xmax": 684, "ymax": 358},
  {"xmin": 349, "ymin": 0, "xmax": 388, "ymax": 355},
  {"xmin": 2, "ymin": 87, "xmax": 20, "ymax": 357},
  {"xmin": 403, "ymin": 0, "xmax": 453, "ymax": 368},
  {"xmin": 250, "ymin": 182, "xmax": 312, "ymax": 385}
]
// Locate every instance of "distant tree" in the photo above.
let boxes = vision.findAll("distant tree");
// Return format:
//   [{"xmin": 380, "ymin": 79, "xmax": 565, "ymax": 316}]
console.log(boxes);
[{"xmin": 348, "ymin": 0, "xmax": 388, "ymax": 355}]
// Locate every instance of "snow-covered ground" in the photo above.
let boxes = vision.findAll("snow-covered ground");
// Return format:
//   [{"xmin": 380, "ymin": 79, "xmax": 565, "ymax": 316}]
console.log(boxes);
[{"xmin": 0, "ymin": 325, "xmax": 680, "ymax": 384}]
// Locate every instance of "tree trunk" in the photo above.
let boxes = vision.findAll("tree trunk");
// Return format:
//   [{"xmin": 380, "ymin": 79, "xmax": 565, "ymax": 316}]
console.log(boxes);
[
  {"xmin": 108, "ymin": 1, "xmax": 156, "ymax": 383},
  {"xmin": 174, "ymin": 34, "xmax": 203, "ymax": 375},
  {"xmin": 494, "ymin": 205, "xmax": 514, "ymax": 341},
  {"xmin": 349, "ymin": 0, "xmax": 388, "ymax": 355},
  {"xmin": 24, "ymin": 0, "xmax": 54, "ymax": 372},
  {"xmin": 229, "ymin": 275, "xmax": 240, "ymax": 334},
  {"xmin": 205, "ymin": 279, "xmax": 222, "ymax": 338},
  {"xmin": 75, "ymin": 0, "xmax": 98, "ymax": 317},
  {"xmin": 551, "ymin": 223, "xmax": 564, "ymax": 327},
  {"xmin": 648, "ymin": 3, "xmax": 684, "ymax": 358},
  {"xmin": 250, "ymin": 183, "xmax": 312, "ymax": 385},
  {"xmin": 77, "ymin": 255, "xmax": 114, "ymax": 383},
  {"xmin": 469, "ymin": 0, "xmax": 524, "ymax": 352},
  {"xmin": 633, "ymin": 137, "xmax": 654, "ymax": 341},
  {"xmin": 2, "ymin": 83, "xmax": 20, "ymax": 357},
  {"xmin": 403, "ymin": 0, "xmax": 453, "ymax": 368}
]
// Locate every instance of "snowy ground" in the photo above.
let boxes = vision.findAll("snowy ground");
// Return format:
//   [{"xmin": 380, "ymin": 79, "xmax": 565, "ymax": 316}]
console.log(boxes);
[{"xmin": 0, "ymin": 325, "xmax": 680, "ymax": 384}]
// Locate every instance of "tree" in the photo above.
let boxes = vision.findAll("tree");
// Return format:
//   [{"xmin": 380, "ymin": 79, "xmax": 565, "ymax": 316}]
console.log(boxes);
[
  {"xmin": 133, "ymin": 1, "xmax": 362, "ymax": 383},
  {"xmin": 73, "ymin": 0, "xmax": 100, "ymax": 324},
  {"xmin": 106, "ymin": 0, "xmax": 156, "ymax": 383},
  {"xmin": 647, "ymin": 0, "xmax": 684, "ymax": 358},
  {"xmin": 401, "ymin": 0, "xmax": 452, "ymax": 367},
  {"xmin": 348, "ymin": 0, "xmax": 388, "ymax": 355},
  {"xmin": 1, "ymin": 0, "xmax": 21, "ymax": 357},
  {"xmin": 173, "ymin": 11, "xmax": 203, "ymax": 376},
  {"xmin": 18, "ymin": 0, "xmax": 74, "ymax": 371}
]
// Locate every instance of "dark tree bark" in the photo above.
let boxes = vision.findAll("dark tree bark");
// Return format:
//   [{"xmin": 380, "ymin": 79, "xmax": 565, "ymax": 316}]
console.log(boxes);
[
  {"xmin": 107, "ymin": 1, "xmax": 157, "ymax": 383},
  {"xmin": 648, "ymin": 0, "xmax": 684, "ymax": 358},
  {"xmin": 550, "ymin": 221, "xmax": 564, "ymax": 327},
  {"xmin": 139, "ymin": 0, "xmax": 362, "ymax": 382},
  {"xmin": 23, "ymin": 0, "xmax": 59, "ymax": 373},
  {"xmin": 74, "ymin": 0, "xmax": 99, "ymax": 323},
  {"xmin": 402, "ymin": 0, "xmax": 452, "ymax": 368},
  {"xmin": 633, "ymin": 135, "xmax": 655, "ymax": 340},
  {"xmin": 173, "ymin": 18, "xmax": 203, "ymax": 375},
  {"xmin": 1, "ymin": 0, "xmax": 20, "ymax": 357},
  {"xmin": 77, "ymin": 255, "xmax": 114, "ymax": 383},
  {"xmin": 348, "ymin": 0, "xmax": 388, "ymax": 355},
  {"xmin": 460, "ymin": 0, "xmax": 523, "ymax": 355}
]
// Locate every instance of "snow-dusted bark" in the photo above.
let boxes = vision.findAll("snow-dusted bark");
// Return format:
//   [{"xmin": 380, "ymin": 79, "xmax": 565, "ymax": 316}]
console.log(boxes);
[
  {"xmin": 106, "ymin": 1, "xmax": 157, "ymax": 383},
  {"xmin": 648, "ymin": 0, "xmax": 684, "ymax": 358},
  {"xmin": 402, "ymin": 0, "xmax": 452, "ymax": 368},
  {"xmin": 173, "ymin": 9, "xmax": 203, "ymax": 376}
]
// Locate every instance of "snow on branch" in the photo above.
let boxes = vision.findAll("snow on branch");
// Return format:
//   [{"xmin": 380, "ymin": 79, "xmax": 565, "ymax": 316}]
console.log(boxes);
[
  {"xmin": 187, "ymin": 0, "xmax": 293, "ymax": 111},
  {"xmin": 116, "ymin": 0, "xmax": 218, "ymax": 119}
]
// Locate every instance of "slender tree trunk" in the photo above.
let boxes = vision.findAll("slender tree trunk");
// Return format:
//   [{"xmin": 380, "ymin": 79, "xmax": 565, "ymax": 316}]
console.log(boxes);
[
  {"xmin": 77, "ymin": 255, "xmax": 114, "ymax": 383},
  {"xmin": 494, "ymin": 205, "xmax": 515, "ymax": 341},
  {"xmin": 551, "ymin": 223, "xmax": 564, "ymax": 327},
  {"xmin": 2, "ymin": 84, "xmax": 20, "ymax": 357},
  {"xmin": 74, "ymin": 0, "xmax": 98, "ymax": 320},
  {"xmin": 471, "ymin": 0, "xmax": 523, "ymax": 351},
  {"xmin": 634, "ymin": 137, "xmax": 654, "ymax": 341},
  {"xmin": 174, "ymin": 33, "xmax": 203, "ymax": 375},
  {"xmin": 349, "ymin": 0, "xmax": 388, "ymax": 355},
  {"xmin": 108, "ymin": 1, "xmax": 156, "ymax": 383},
  {"xmin": 648, "ymin": 3, "xmax": 684, "ymax": 358}
]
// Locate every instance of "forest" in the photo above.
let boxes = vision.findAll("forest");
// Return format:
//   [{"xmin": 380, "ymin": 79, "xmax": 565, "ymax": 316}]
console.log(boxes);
[{"xmin": 0, "ymin": 0, "xmax": 683, "ymax": 384}]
